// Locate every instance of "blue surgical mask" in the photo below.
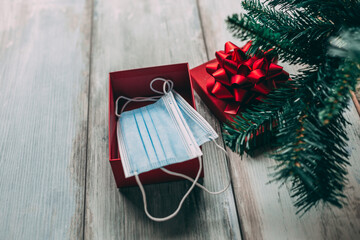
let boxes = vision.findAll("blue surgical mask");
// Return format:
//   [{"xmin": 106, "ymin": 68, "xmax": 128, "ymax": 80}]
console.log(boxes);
[
  {"xmin": 115, "ymin": 78, "xmax": 230, "ymax": 222},
  {"xmin": 116, "ymin": 90, "xmax": 203, "ymax": 178}
]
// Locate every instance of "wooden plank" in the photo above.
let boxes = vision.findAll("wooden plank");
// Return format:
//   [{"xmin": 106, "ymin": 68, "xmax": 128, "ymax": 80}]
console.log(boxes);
[
  {"xmin": 0, "ymin": 1, "xmax": 91, "ymax": 239},
  {"xmin": 197, "ymin": 0, "xmax": 360, "ymax": 239},
  {"xmin": 226, "ymin": 103, "xmax": 360, "ymax": 240},
  {"xmin": 84, "ymin": 0, "xmax": 241, "ymax": 239}
]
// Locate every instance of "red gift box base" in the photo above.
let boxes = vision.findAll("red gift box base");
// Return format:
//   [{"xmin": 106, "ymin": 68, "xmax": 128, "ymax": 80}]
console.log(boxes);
[
  {"xmin": 109, "ymin": 63, "xmax": 204, "ymax": 188},
  {"xmin": 190, "ymin": 59, "xmax": 234, "ymax": 123}
]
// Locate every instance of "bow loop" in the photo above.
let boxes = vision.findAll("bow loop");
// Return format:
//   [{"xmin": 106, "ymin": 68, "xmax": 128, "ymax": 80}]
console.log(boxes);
[
  {"xmin": 243, "ymin": 57, "xmax": 257, "ymax": 69},
  {"xmin": 241, "ymin": 41, "xmax": 252, "ymax": 53},
  {"xmin": 223, "ymin": 59, "xmax": 238, "ymax": 75},
  {"xmin": 231, "ymin": 75, "xmax": 251, "ymax": 87},
  {"xmin": 237, "ymin": 64, "xmax": 251, "ymax": 76},
  {"xmin": 268, "ymin": 63, "xmax": 283, "ymax": 75},
  {"xmin": 225, "ymin": 41, "xmax": 240, "ymax": 53},
  {"xmin": 212, "ymin": 68, "xmax": 231, "ymax": 86},
  {"xmin": 215, "ymin": 51, "xmax": 230, "ymax": 68},
  {"xmin": 211, "ymin": 82, "xmax": 233, "ymax": 99},
  {"xmin": 233, "ymin": 48, "xmax": 247, "ymax": 63},
  {"xmin": 247, "ymin": 69, "xmax": 266, "ymax": 84},
  {"xmin": 205, "ymin": 61, "xmax": 219, "ymax": 75},
  {"xmin": 253, "ymin": 58, "xmax": 266, "ymax": 70},
  {"xmin": 233, "ymin": 88, "xmax": 248, "ymax": 102}
]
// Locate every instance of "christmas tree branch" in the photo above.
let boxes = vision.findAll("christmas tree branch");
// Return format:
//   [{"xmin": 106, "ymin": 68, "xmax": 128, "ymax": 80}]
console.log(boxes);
[
  {"xmin": 225, "ymin": 0, "xmax": 359, "ymax": 214},
  {"xmin": 226, "ymin": 14, "xmax": 305, "ymax": 64}
]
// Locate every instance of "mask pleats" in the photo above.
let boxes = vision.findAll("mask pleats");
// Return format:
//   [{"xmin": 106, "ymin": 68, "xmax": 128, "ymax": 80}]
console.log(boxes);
[
  {"xmin": 119, "ymin": 109, "xmax": 149, "ymax": 176},
  {"xmin": 133, "ymin": 109, "xmax": 157, "ymax": 168},
  {"xmin": 141, "ymin": 107, "xmax": 167, "ymax": 163}
]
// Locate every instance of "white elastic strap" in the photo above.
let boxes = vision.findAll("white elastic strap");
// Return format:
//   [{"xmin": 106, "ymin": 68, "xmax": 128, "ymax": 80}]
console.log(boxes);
[
  {"xmin": 115, "ymin": 96, "xmax": 159, "ymax": 117},
  {"xmin": 134, "ymin": 156, "xmax": 202, "ymax": 222},
  {"xmin": 161, "ymin": 139, "xmax": 231, "ymax": 195},
  {"xmin": 150, "ymin": 77, "xmax": 173, "ymax": 94},
  {"xmin": 115, "ymin": 78, "xmax": 173, "ymax": 117}
]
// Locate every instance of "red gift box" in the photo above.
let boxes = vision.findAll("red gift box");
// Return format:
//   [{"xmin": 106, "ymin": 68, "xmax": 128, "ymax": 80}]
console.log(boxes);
[
  {"xmin": 109, "ymin": 63, "xmax": 204, "ymax": 188},
  {"xmin": 190, "ymin": 42, "xmax": 290, "ymax": 123}
]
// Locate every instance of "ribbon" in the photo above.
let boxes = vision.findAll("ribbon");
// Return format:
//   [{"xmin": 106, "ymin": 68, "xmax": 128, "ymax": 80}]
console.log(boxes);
[{"xmin": 206, "ymin": 41, "xmax": 290, "ymax": 115}]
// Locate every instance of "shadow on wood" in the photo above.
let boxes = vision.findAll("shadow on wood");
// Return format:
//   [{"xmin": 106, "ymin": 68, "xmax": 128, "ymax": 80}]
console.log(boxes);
[{"xmin": 118, "ymin": 180, "xmax": 205, "ymax": 237}]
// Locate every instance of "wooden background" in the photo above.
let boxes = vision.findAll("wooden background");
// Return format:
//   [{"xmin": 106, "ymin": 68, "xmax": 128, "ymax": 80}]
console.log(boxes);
[{"xmin": 0, "ymin": 0, "xmax": 359, "ymax": 239}]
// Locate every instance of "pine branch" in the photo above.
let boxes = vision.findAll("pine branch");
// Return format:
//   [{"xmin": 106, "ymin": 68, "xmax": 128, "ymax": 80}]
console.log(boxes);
[
  {"xmin": 228, "ymin": 2, "xmax": 335, "ymax": 66},
  {"xmin": 266, "ymin": 0, "xmax": 360, "ymax": 26},
  {"xmin": 225, "ymin": 0, "xmax": 359, "ymax": 214},
  {"xmin": 226, "ymin": 14, "xmax": 305, "ymax": 64}
]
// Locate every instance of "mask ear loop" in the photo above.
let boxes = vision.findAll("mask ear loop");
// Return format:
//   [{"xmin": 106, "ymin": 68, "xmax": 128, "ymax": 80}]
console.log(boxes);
[
  {"xmin": 115, "ymin": 77, "xmax": 174, "ymax": 117},
  {"xmin": 134, "ymin": 156, "xmax": 202, "ymax": 222},
  {"xmin": 115, "ymin": 96, "xmax": 160, "ymax": 117},
  {"xmin": 160, "ymin": 139, "xmax": 231, "ymax": 195},
  {"xmin": 150, "ymin": 77, "xmax": 173, "ymax": 95}
]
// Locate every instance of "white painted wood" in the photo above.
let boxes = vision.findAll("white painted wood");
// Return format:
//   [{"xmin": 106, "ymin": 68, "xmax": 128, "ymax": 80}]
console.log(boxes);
[
  {"xmin": 224, "ymin": 103, "xmax": 360, "ymax": 240},
  {"xmin": 198, "ymin": 0, "xmax": 360, "ymax": 239},
  {"xmin": 84, "ymin": 0, "xmax": 241, "ymax": 239},
  {"xmin": 2, "ymin": 0, "xmax": 358, "ymax": 239},
  {"xmin": 0, "ymin": 0, "xmax": 91, "ymax": 239}
]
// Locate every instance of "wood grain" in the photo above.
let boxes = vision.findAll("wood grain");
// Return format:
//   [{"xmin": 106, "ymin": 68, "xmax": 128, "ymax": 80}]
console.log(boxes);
[
  {"xmin": 2, "ymin": 0, "xmax": 359, "ymax": 239},
  {"xmin": 84, "ymin": 0, "xmax": 241, "ymax": 239},
  {"xmin": 0, "ymin": 0, "xmax": 91, "ymax": 239},
  {"xmin": 197, "ymin": 0, "xmax": 360, "ymax": 239}
]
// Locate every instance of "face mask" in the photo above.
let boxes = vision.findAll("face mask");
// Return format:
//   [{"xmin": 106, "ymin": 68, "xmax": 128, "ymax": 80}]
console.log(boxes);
[
  {"xmin": 115, "ymin": 78, "xmax": 230, "ymax": 222},
  {"xmin": 117, "ymin": 90, "xmax": 203, "ymax": 178}
]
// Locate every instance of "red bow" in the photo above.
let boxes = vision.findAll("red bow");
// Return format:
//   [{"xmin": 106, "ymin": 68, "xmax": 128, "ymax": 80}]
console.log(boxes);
[{"xmin": 206, "ymin": 41, "xmax": 290, "ymax": 115}]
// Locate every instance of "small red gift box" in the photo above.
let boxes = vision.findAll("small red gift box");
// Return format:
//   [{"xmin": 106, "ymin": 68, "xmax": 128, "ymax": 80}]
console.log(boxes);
[
  {"xmin": 191, "ymin": 41, "xmax": 290, "ymax": 123},
  {"xmin": 109, "ymin": 63, "xmax": 204, "ymax": 188}
]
